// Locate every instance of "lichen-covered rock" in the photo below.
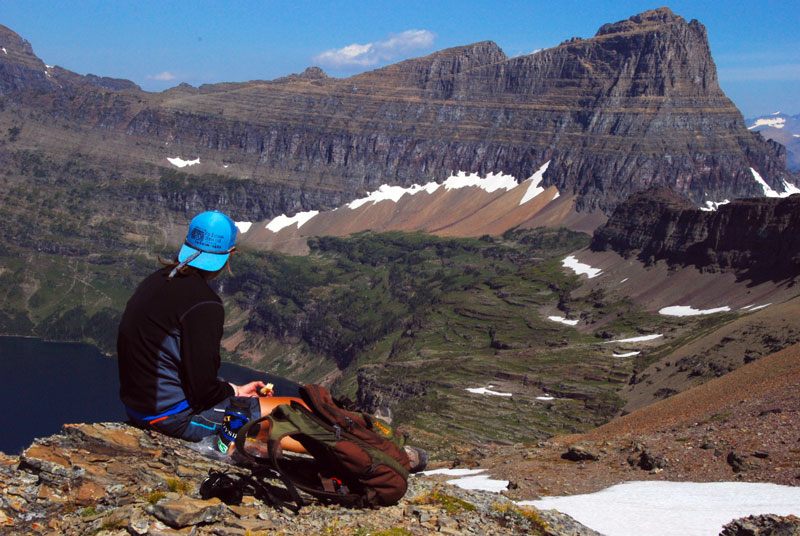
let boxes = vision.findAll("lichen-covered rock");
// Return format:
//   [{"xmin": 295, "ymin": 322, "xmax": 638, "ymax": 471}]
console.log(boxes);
[
  {"xmin": 720, "ymin": 514, "xmax": 800, "ymax": 536},
  {"xmin": 151, "ymin": 496, "xmax": 227, "ymax": 528},
  {"xmin": 0, "ymin": 422, "xmax": 598, "ymax": 535}
]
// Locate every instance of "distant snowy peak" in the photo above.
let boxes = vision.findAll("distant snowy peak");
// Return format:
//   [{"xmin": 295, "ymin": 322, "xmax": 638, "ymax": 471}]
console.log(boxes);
[
  {"xmin": 266, "ymin": 211, "xmax": 319, "ymax": 233},
  {"xmin": 746, "ymin": 111, "xmax": 796, "ymax": 130},
  {"xmin": 746, "ymin": 111, "xmax": 800, "ymax": 135},
  {"xmin": 748, "ymin": 116, "xmax": 785, "ymax": 130},
  {"xmin": 746, "ymin": 112, "xmax": 800, "ymax": 172}
]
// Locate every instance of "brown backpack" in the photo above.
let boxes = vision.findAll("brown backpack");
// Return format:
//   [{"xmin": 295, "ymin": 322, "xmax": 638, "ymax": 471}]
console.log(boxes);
[{"xmin": 235, "ymin": 384, "xmax": 411, "ymax": 508}]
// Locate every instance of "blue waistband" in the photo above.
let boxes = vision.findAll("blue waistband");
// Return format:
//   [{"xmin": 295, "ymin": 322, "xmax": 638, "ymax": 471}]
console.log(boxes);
[{"xmin": 126, "ymin": 399, "xmax": 190, "ymax": 422}]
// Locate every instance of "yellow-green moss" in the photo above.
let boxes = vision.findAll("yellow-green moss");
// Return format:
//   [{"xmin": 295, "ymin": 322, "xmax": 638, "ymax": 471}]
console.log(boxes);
[{"xmin": 409, "ymin": 488, "xmax": 477, "ymax": 514}]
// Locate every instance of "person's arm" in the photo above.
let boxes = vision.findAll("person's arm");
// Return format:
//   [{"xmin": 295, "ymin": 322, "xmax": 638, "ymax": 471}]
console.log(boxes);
[
  {"xmin": 232, "ymin": 380, "xmax": 267, "ymax": 397},
  {"xmin": 180, "ymin": 301, "xmax": 234, "ymax": 409}
]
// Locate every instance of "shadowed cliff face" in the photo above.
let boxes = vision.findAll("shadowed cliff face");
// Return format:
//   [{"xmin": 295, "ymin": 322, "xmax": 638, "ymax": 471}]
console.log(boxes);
[
  {"xmin": 0, "ymin": 8, "xmax": 793, "ymax": 219},
  {"xmin": 591, "ymin": 187, "xmax": 800, "ymax": 282}
]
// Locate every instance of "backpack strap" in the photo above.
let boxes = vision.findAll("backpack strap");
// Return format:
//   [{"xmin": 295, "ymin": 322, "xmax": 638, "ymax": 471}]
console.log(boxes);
[
  {"xmin": 234, "ymin": 411, "xmax": 308, "ymax": 511},
  {"xmin": 234, "ymin": 405, "xmax": 367, "ymax": 508}
]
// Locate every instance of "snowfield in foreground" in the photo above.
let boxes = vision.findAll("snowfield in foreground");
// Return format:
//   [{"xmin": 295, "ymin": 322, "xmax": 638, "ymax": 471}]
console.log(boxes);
[
  {"xmin": 519, "ymin": 481, "xmax": 800, "ymax": 536},
  {"xmin": 418, "ymin": 474, "xmax": 800, "ymax": 536},
  {"xmin": 421, "ymin": 468, "xmax": 510, "ymax": 493}
]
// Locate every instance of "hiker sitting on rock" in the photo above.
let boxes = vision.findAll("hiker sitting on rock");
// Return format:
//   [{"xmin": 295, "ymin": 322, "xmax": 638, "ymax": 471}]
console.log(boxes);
[{"xmin": 117, "ymin": 210, "xmax": 271, "ymax": 443}]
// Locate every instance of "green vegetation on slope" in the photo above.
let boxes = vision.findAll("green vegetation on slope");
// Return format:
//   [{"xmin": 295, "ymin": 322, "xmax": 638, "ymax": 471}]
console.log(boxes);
[
  {"xmin": 218, "ymin": 229, "xmax": 682, "ymax": 445},
  {"xmin": 0, "ymin": 151, "xmax": 701, "ymax": 447}
]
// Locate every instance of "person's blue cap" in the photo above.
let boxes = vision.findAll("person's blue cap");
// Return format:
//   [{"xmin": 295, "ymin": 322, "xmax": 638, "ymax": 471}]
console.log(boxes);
[{"xmin": 175, "ymin": 211, "xmax": 237, "ymax": 274}]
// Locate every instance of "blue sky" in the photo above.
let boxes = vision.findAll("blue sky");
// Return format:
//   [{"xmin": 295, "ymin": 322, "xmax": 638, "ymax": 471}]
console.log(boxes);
[{"xmin": 0, "ymin": 1, "xmax": 797, "ymax": 118}]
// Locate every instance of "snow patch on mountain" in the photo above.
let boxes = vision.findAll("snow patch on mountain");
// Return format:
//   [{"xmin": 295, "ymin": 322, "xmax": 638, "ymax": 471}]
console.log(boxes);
[
  {"xmin": 659, "ymin": 305, "xmax": 731, "ymax": 316},
  {"xmin": 562, "ymin": 256, "xmax": 602, "ymax": 279},
  {"xmin": 700, "ymin": 199, "xmax": 730, "ymax": 212},
  {"xmin": 465, "ymin": 385, "xmax": 513, "ymax": 397},
  {"xmin": 750, "ymin": 168, "xmax": 800, "ymax": 197},
  {"xmin": 613, "ymin": 351, "xmax": 641, "ymax": 358},
  {"xmin": 444, "ymin": 171, "xmax": 518, "ymax": 193},
  {"xmin": 234, "ymin": 222, "xmax": 252, "ymax": 233},
  {"xmin": 548, "ymin": 316, "xmax": 579, "ymax": 326},
  {"xmin": 266, "ymin": 210, "xmax": 320, "ymax": 233},
  {"xmin": 167, "ymin": 156, "xmax": 200, "ymax": 168},
  {"xmin": 347, "ymin": 182, "xmax": 439, "ymax": 209},
  {"xmin": 606, "ymin": 334, "xmax": 663, "ymax": 344},
  {"xmin": 344, "ymin": 165, "xmax": 557, "ymax": 211},
  {"xmin": 519, "ymin": 161, "xmax": 551, "ymax": 205},
  {"xmin": 742, "ymin": 303, "xmax": 771, "ymax": 312},
  {"xmin": 263, "ymin": 165, "xmax": 561, "ymax": 236}
]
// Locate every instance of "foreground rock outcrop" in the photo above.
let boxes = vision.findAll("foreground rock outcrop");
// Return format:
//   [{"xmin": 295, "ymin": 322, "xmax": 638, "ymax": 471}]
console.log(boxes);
[
  {"xmin": 720, "ymin": 515, "xmax": 800, "ymax": 536},
  {"xmin": 0, "ymin": 422, "xmax": 600, "ymax": 535}
]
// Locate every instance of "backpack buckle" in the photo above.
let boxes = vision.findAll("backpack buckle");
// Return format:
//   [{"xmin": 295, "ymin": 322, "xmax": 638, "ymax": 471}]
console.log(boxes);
[{"xmin": 332, "ymin": 477, "xmax": 347, "ymax": 494}]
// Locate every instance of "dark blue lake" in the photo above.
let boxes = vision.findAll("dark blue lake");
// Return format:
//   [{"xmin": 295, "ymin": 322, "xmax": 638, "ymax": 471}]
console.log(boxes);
[{"xmin": 0, "ymin": 336, "xmax": 299, "ymax": 455}]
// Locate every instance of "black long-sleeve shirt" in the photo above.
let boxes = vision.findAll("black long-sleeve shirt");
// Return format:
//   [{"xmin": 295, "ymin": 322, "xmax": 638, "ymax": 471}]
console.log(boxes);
[{"xmin": 117, "ymin": 267, "xmax": 234, "ymax": 416}]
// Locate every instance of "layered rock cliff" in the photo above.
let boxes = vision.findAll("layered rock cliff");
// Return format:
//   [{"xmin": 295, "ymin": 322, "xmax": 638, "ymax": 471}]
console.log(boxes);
[
  {"xmin": 591, "ymin": 188, "xmax": 800, "ymax": 281},
  {"xmin": 0, "ymin": 8, "xmax": 794, "ymax": 220}
]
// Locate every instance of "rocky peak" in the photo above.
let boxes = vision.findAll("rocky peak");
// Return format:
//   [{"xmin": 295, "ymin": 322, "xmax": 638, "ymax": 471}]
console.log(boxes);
[
  {"xmin": 272, "ymin": 66, "xmax": 329, "ymax": 84},
  {"xmin": 0, "ymin": 24, "xmax": 39, "ymax": 64},
  {"xmin": 595, "ymin": 7, "xmax": 681, "ymax": 36},
  {"xmin": 84, "ymin": 73, "xmax": 140, "ymax": 91},
  {"xmin": 298, "ymin": 66, "xmax": 327, "ymax": 80},
  {"xmin": 0, "ymin": 24, "xmax": 57, "ymax": 97},
  {"xmin": 351, "ymin": 40, "xmax": 507, "ymax": 97}
]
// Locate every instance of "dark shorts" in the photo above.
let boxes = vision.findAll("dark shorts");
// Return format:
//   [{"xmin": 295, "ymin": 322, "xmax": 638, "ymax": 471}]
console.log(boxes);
[{"xmin": 133, "ymin": 397, "xmax": 261, "ymax": 442}]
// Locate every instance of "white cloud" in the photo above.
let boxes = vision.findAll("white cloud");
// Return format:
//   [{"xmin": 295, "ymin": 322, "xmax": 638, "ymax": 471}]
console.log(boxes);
[
  {"xmin": 147, "ymin": 71, "xmax": 177, "ymax": 81},
  {"xmin": 313, "ymin": 29, "xmax": 436, "ymax": 70}
]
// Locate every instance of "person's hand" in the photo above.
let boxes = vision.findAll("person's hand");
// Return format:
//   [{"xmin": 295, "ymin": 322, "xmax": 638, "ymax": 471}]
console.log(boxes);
[{"xmin": 234, "ymin": 381, "xmax": 266, "ymax": 397}]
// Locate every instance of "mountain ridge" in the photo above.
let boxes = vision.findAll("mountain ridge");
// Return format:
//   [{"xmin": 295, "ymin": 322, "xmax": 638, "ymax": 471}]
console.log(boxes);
[
  {"xmin": 590, "ymin": 187, "xmax": 800, "ymax": 282},
  {"xmin": 0, "ymin": 7, "xmax": 794, "ymax": 223}
]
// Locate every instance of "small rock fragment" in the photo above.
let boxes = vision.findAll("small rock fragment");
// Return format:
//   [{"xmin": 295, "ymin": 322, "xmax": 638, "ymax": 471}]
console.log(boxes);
[
  {"xmin": 727, "ymin": 451, "xmax": 749, "ymax": 473},
  {"xmin": 561, "ymin": 445, "xmax": 600, "ymax": 462},
  {"xmin": 152, "ymin": 496, "xmax": 227, "ymax": 528}
]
